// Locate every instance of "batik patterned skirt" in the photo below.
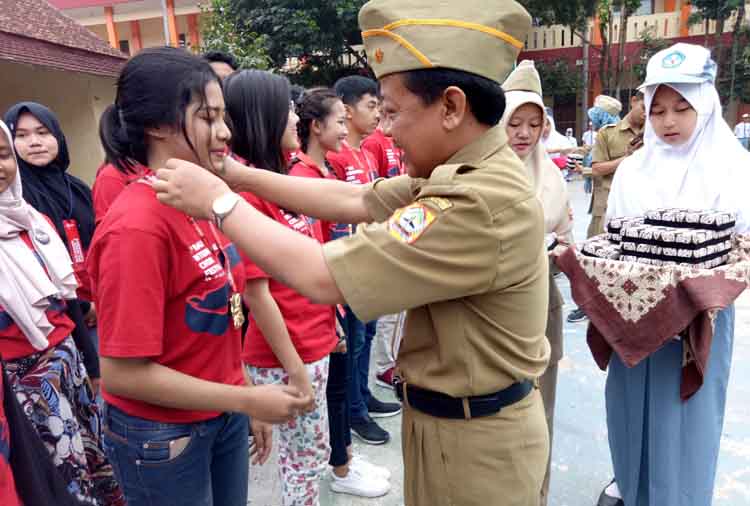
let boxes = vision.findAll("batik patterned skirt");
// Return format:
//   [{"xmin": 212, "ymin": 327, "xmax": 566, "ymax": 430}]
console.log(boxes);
[{"xmin": 5, "ymin": 336, "xmax": 124, "ymax": 506}]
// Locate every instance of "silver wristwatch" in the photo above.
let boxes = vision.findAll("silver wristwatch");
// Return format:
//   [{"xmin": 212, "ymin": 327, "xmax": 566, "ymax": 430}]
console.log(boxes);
[{"xmin": 211, "ymin": 192, "xmax": 241, "ymax": 230}]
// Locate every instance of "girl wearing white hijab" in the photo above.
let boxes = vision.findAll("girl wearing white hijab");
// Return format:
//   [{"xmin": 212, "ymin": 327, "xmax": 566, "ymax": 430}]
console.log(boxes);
[
  {"xmin": 605, "ymin": 43, "xmax": 750, "ymax": 506},
  {"xmin": 500, "ymin": 60, "xmax": 573, "ymax": 506},
  {"xmin": 0, "ymin": 120, "xmax": 124, "ymax": 504}
]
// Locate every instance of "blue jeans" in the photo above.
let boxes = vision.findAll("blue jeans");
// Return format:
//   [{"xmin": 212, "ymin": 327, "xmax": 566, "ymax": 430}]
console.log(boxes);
[
  {"xmin": 101, "ymin": 404, "xmax": 249, "ymax": 506},
  {"xmin": 349, "ymin": 310, "xmax": 377, "ymax": 425}
]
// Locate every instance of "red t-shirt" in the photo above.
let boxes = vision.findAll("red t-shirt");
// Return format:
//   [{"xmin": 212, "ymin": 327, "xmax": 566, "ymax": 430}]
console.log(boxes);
[
  {"xmin": 326, "ymin": 141, "xmax": 379, "ymax": 185},
  {"xmin": 0, "ymin": 233, "xmax": 73, "ymax": 360},
  {"xmin": 0, "ymin": 372, "xmax": 20, "ymax": 506},
  {"xmin": 87, "ymin": 179, "xmax": 246, "ymax": 423},
  {"xmin": 92, "ymin": 163, "xmax": 151, "ymax": 225},
  {"xmin": 240, "ymin": 191, "xmax": 337, "ymax": 368},
  {"xmin": 288, "ymin": 153, "xmax": 338, "ymax": 243},
  {"xmin": 361, "ymin": 128, "xmax": 405, "ymax": 179}
]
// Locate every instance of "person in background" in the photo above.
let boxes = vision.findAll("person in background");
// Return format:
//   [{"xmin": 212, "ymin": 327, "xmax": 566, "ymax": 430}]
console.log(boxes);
[
  {"xmin": 566, "ymin": 94, "xmax": 624, "ymax": 325},
  {"xmin": 290, "ymin": 87, "xmax": 392, "ymax": 498},
  {"xmin": 501, "ymin": 60, "xmax": 574, "ymax": 506},
  {"xmin": 0, "ymin": 119, "xmax": 123, "ymax": 505},
  {"xmin": 329, "ymin": 75, "xmax": 401, "ymax": 447},
  {"xmin": 603, "ymin": 42, "xmax": 750, "ymax": 506},
  {"xmin": 92, "ymin": 159, "xmax": 151, "ymax": 224},
  {"xmin": 202, "ymin": 50, "xmax": 239, "ymax": 81},
  {"xmin": 734, "ymin": 112, "xmax": 750, "ymax": 150},
  {"xmin": 582, "ymin": 120, "xmax": 596, "ymax": 194},
  {"xmin": 361, "ymin": 98, "xmax": 406, "ymax": 390},
  {"xmin": 3, "ymin": 102, "xmax": 99, "ymax": 371},
  {"xmin": 88, "ymin": 47, "xmax": 308, "ymax": 506}
]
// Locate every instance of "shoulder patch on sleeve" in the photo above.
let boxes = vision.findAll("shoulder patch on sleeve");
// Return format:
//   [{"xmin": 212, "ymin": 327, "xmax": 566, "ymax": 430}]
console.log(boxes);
[
  {"xmin": 388, "ymin": 203, "xmax": 436, "ymax": 244},
  {"xmin": 418, "ymin": 196, "xmax": 453, "ymax": 211}
]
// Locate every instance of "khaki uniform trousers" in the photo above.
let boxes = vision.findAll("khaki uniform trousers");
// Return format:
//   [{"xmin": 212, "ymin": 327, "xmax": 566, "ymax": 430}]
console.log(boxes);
[
  {"xmin": 538, "ymin": 276, "xmax": 564, "ymax": 506},
  {"xmin": 402, "ymin": 388, "xmax": 548, "ymax": 506}
]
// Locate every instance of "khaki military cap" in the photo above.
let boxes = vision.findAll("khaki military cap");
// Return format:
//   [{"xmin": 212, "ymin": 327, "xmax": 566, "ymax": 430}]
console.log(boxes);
[
  {"xmin": 358, "ymin": 0, "xmax": 532, "ymax": 84},
  {"xmin": 594, "ymin": 95, "xmax": 622, "ymax": 116},
  {"xmin": 502, "ymin": 60, "xmax": 542, "ymax": 96}
]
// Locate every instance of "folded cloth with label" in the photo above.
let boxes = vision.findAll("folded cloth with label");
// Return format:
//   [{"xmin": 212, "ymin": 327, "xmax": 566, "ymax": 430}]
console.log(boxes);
[
  {"xmin": 606, "ymin": 216, "xmax": 644, "ymax": 244},
  {"xmin": 620, "ymin": 223, "xmax": 733, "ymax": 268},
  {"xmin": 644, "ymin": 208, "xmax": 736, "ymax": 231},
  {"xmin": 554, "ymin": 234, "xmax": 750, "ymax": 400},
  {"xmin": 581, "ymin": 236, "xmax": 621, "ymax": 260}
]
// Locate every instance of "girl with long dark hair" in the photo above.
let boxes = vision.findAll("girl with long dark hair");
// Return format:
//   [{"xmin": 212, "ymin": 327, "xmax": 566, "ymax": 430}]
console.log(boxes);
[{"xmin": 86, "ymin": 47, "xmax": 308, "ymax": 506}]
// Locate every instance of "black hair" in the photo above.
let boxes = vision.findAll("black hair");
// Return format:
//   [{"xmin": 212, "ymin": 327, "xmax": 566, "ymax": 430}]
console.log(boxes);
[
  {"xmin": 633, "ymin": 90, "xmax": 645, "ymax": 101},
  {"xmin": 290, "ymin": 84, "xmax": 306, "ymax": 107},
  {"xmin": 296, "ymin": 88, "xmax": 342, "ymax": 153},
  {"xmin": 202, "ymin": 50, "xmax": 239, "ymax": 70},
  {"xmin": 99, "ymin": 46, "xmax": 218, "ymax": 174},
  {"xmin": 224, "ymin": 70, "xmax": 291, "ymax": 174},
  {"xmin": 333, "ymin": 75, "xmax": 378, "ymax": 106},
  {"xmin": 400, "ymin": 68, "xmax": 506, "ymax": 127}
]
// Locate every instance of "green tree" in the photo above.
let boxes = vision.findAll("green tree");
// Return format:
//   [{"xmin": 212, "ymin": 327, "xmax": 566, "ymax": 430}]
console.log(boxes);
[
  {"xmin": 536, "ymin": 60, "xmax": 582, "ymax": 101},
  {"xmin": 631, "ymin": 25, "xmax": 670, "ymax": 84},
  {"xmin": 200, "ymin": 0, "xmax": 271, "ymax": 69},
  {"xmin": 225, "ymin": 0, "xmax": 369, "ymax": 85}
]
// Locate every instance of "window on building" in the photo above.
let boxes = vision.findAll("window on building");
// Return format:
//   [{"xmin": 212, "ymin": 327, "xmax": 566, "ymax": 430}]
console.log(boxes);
[
  {"xmin": 179, "ymin": 33, "xmax": 187, "ymax": 48},
  {"xmin": 542, "ymin": 31, "xmax": 546, "ymax": 49},
  {"xmin": 119, "ymin": 40, "xmax": 130, "ymax": 55},
  {"xmin": 534, "ymin": 31, "xmax": 538, "ymax": 49}
]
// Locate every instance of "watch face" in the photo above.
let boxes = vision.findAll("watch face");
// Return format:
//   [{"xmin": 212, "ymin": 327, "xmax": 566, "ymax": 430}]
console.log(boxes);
[{"xmin": 214, "ymin": 194, "xmax": 237, "ymax": 215}]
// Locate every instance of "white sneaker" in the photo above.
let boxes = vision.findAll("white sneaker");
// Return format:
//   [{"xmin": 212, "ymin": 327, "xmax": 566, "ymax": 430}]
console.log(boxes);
[
  {"xmin": 330, "ymin": 467, "xmax": 390, "ymax": 498},
  {"xmin": 351, "ymin": 454, "xmax": 392, "ymax": 481}
]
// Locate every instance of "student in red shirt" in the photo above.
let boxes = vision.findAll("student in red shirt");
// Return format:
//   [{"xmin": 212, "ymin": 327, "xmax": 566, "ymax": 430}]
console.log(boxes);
[
  {"xmin": 91, "ymin": 161, "xmax": 150, "ymax": 224},
  {"xmin": 361, "ymin": 113, "xmax": 404, "ymax": 179},
  {"xmin": 0, "ymin": 120, "xmax": 123, "ymax": 505},
  {"xmin": 223, "ymin": 70, "xmax": 346, "ymax": 505},
  {"xmin": 87, "ymin": 47, "xmax": 309, "ymax": 506},
  {"xmin": 329, "ymin": 76, "xmax": 402, "ymax": 447},
  {"xmin": 290, "ymin": 87, "xmax": 391, "ymax": 498}
]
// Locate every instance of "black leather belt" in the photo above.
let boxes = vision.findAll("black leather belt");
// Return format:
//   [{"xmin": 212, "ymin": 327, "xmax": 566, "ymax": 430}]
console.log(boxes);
[{"xmin": 394, "ymin": 378, "xmax": 533, "ymax": 420}]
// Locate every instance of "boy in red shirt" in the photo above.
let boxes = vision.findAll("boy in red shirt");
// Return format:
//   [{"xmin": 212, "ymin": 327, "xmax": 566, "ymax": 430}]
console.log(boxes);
[{"xmin": 328, "ymin": 76, "xmax": 401, "ymax": 447}]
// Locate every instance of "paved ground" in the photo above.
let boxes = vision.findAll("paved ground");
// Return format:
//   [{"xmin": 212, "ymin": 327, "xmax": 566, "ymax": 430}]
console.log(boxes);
[{"xmin": 248, "ymin": 178, "xmax": 750, "ymax": 506}]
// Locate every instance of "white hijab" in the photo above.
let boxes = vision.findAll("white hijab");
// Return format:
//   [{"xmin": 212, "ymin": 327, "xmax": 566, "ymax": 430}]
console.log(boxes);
[
  {"xmin": 0, "ymin": 120, "xmax": 78, "ymax": 350},
  {"xmin": 501, "ymin": 91, "xmax": 574, "ymax": 242},
  {"xmin": 607, "ymin": 81, "xmax": 750, "ymax": 233},
  {"xmin": 544, "ymin": 115, "xmax": 571, "ymax": 155}
]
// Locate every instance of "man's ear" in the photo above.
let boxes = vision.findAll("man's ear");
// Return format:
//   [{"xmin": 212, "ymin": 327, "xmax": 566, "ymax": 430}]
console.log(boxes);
[
  {"xmin": 343, "ymin": 103, "xmax": 354, "ymax": 121},
  {"xmin": 440, "ymin": 86, "xmax": 468, "ymax": 132}
]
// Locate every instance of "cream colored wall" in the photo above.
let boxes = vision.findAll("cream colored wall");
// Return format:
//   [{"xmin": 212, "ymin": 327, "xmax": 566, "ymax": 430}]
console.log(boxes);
[{"xmin": 0, "ymin": 61, "xmax": 117, "ymax": 185}]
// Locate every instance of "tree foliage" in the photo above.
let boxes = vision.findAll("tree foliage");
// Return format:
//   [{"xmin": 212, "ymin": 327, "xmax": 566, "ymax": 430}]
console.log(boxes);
[
  {"xmin": 200, "ymin": 0, "xmax": 270, "ymax": 69},
  {"xmin": 225, "ymin": 0, "xmax": 369, "ymax": 85},
  {"xmin": 536, "ymin": 60, "xmax": 582, "ymax": 100}
]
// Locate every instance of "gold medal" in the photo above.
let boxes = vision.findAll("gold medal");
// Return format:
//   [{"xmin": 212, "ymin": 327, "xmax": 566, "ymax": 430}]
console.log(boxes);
[{"xmin": 230, "ymin": 292, "xmax": 245, "ymax": 329}]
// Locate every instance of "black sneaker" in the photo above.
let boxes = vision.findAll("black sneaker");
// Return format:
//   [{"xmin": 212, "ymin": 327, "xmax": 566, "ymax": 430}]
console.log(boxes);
[
  {"xmin": 597, "ymin": 479, "xmax": 624, "ymax": 506},
  {"xmin": 567, "ymin": 308, "xmax": 588, "ymax": 323},
  {"xmin": 351, "ymin": 416, "xmax": 390, "ymax": 445},
  {"xmin": 367, "ymin": 396, "xmax": 402, "ymax": 418}
]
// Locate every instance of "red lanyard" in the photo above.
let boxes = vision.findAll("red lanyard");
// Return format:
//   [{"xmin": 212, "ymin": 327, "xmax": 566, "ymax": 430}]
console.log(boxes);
[{"xmin": 188, "ymin": 217, "xmax": 238, "ymax": 293}]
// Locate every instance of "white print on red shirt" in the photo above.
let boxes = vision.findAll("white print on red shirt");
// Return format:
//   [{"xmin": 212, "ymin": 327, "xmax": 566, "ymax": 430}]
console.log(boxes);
[{"xmin": 189, "ymin": 239, "xmax": 225, "ymax": 281}]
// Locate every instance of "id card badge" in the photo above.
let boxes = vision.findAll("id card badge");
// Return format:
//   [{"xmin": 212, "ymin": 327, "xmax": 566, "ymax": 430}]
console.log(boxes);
[{"xmin": 62, "ymin": 219, "xmax": 85, "ymax": 268}]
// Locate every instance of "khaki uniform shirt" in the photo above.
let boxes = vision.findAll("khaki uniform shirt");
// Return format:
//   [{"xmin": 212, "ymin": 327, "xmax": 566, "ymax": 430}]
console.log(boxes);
[
  {"xmin": 323, "ymin": 126, "xmax": 550, "ymax": 397},
  {"xmin": 590, "ymin": 117, "xmax": 643, "ymax": 217}
]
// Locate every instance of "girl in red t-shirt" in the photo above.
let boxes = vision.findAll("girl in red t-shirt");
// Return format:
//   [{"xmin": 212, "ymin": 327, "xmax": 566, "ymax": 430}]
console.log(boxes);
[
  {"xmin": 289, "ymin": 88, "xmax": 391, "ymax": 498},
  {"xmin": 0, "ymin": 120, "xmax": 124, "ymax": 505},
  {"xmin": 223, "ymin": 72, "xmax": 345, "ymax": 505},
  {"xmin": 87, "ymin": 48, "xmax": 309, "ymax": 506}
]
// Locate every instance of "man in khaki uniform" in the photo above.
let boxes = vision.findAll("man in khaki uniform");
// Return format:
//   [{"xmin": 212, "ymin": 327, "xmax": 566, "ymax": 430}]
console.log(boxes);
[
  {"xmin": 153, "ymin": 0, "xmax": 551, "ymax": 505},
  {"xmin": 588, "ymin": 93, "xmax": 646, "ymax": 238}
]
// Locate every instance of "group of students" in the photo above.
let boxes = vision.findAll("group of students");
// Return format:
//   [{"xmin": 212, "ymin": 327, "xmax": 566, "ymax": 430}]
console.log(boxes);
[
  {"xmin": 1, "ymin": 2, "xmax": 750, "ymax": 505},
  {"xmin": 0, "ymin": 45, "xmax": 412, "ymax": 506}
]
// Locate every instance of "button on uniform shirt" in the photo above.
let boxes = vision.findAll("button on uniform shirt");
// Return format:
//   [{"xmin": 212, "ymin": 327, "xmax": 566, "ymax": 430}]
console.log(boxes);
[
  {"xmin": 322, "ymin": 125, "xmax": 550, "ymax": 397},
  {"xmin": 591, "ymin": 117, "xmax": 643, "ymax": 221}
]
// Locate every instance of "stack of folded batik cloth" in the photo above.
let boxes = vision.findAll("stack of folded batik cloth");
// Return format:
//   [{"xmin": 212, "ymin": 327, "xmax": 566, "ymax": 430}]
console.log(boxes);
[
  {"xmin": 619, "ymin": 209, "xmax": 735, "ymax": 268},
  {"xmin": 606, "ymin": 216, "xmax": 644, "ymax": 244}
]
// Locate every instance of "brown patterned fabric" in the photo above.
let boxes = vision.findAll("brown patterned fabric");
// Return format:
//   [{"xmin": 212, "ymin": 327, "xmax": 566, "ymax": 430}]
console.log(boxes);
[{"xmin": 555, "ymin": 235, "xmax": 750, "ymax": 400}]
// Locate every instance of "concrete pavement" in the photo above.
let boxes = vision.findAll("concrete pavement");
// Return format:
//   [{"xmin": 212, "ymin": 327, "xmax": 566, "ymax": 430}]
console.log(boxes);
[{"xmin": 248, "ymin": 178, "xmax": 750, "ymax": 506}]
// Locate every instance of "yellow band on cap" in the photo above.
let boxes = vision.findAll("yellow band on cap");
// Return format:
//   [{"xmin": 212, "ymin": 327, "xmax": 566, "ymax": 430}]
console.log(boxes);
[
  {"xmin": 362, "ymin": 29, "xmax": 434, "ymax": 67},
  {"xmin": 383, "ymin": 18, "xmax": 524, "ymax": 50}
]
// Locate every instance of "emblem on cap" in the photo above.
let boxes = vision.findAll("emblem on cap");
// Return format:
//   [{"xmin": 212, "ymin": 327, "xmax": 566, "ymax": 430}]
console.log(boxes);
[
  {"xmin": 374, "ymin": 48, "xmax": 384, "ymax": 64},
  {"xmin": 662, "ymin": 51, "xmax": 686, "ymax": 69}
]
